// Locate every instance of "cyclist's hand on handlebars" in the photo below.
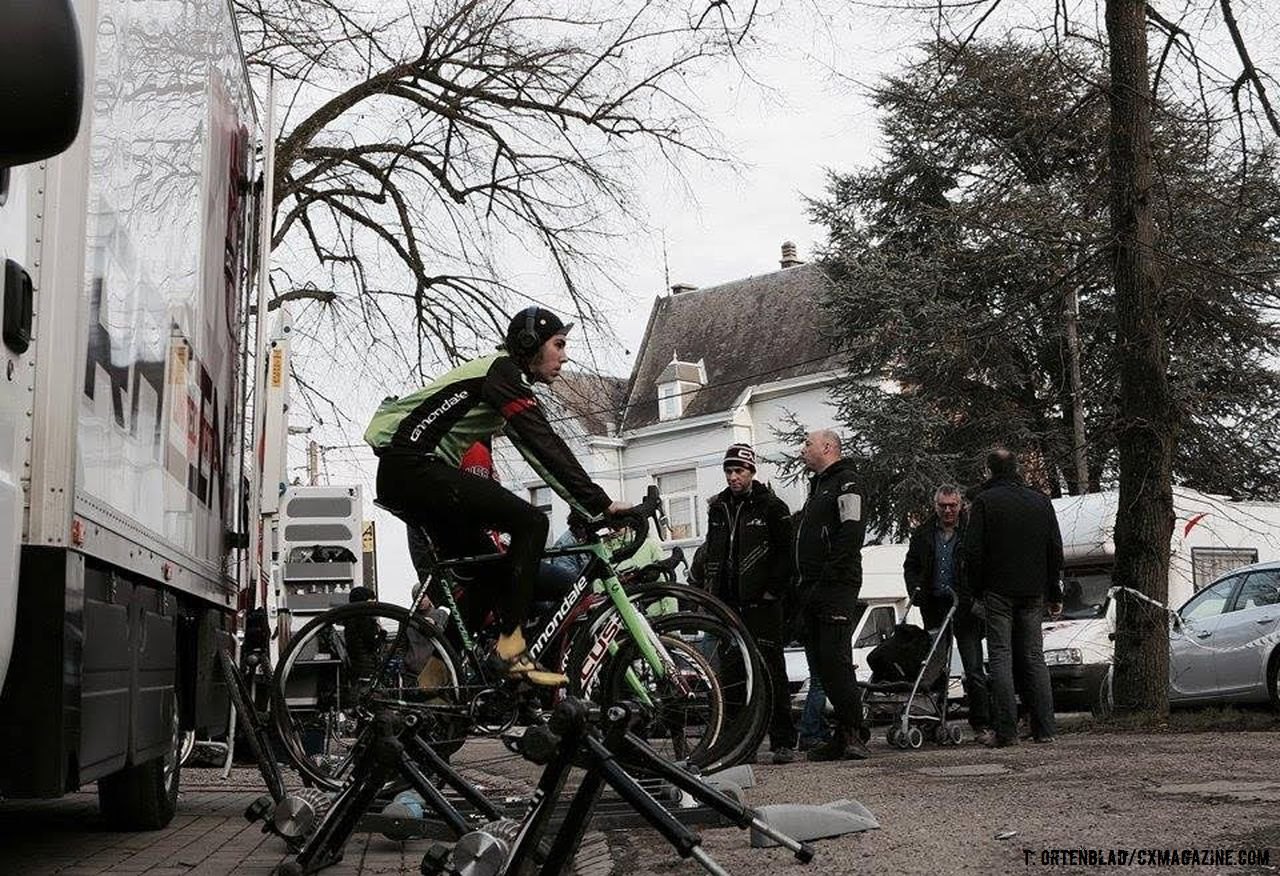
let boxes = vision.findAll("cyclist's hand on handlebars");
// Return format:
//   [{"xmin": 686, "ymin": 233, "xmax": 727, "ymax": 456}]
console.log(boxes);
[{"xmin": 606, "ymin": 500, "xmax": 633, "ymax": 515}]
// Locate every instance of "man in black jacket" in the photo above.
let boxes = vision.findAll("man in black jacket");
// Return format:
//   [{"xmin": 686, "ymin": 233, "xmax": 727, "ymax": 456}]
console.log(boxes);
[
  {"xmin": 962, "ymin": 449, "xmax": 1064, "ymax": 747},
  {"xmin": 794, "ymin": 429, "xmax": 871, "ymax": 761},
  {"xmin": 701, "ymin": 443, "xmax": 798, "ymax": 764},
  {"xmin": 903, "ymin": 484, "xmax": 992, "ymax": 743}
]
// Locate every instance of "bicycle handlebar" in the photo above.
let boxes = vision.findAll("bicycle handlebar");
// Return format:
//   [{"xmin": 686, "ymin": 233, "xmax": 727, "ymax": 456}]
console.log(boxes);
[{"xmin": 568, "ymin": 485, "xmax": 668, "ymax": 565}]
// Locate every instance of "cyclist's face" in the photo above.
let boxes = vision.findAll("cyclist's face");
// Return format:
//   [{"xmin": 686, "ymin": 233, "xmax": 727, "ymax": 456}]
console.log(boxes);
[
  {"xmin": 724, "ymin": 465, "xmax": 754, "ymax": 494},
  {"xmin": 529, "ymin": 334, "xmax": 570, "ymax": 383}
]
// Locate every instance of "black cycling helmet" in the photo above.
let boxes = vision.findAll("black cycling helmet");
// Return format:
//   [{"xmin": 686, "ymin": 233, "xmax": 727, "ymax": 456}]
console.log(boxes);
[{"xmin": 504, "ymin": 306, "xmax": 573, "ymax": 357}]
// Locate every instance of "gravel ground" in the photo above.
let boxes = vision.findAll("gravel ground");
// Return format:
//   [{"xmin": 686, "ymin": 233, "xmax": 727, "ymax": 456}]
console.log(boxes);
[
  {"xmin": 599, "ymin": 729, "xmax": 1280, "ymax": 876},
  {"xmin": 4, "ymin": 728, "xmax": 1278, "ymax": 875}
]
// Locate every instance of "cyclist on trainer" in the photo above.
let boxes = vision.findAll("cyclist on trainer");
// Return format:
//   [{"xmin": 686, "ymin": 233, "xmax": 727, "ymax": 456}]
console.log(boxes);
[{"xmin": 364, "ymin": 307, "xmax": 628, "ymax": 686}]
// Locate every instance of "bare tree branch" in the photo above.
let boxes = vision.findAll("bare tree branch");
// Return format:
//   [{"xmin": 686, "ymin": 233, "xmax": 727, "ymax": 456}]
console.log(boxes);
[{"xmin": 1219, "ymin": 0, "xmax": 1280, "ymax": 138}]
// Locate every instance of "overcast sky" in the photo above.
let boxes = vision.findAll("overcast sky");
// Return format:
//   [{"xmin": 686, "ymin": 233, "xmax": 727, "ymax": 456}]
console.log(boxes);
[{"xmin": 569, "ymin": 5, "xmax": 917, "ymax": 372}]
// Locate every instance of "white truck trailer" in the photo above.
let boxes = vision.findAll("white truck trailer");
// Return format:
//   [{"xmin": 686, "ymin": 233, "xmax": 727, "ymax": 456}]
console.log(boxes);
[{"xmin": 0, "ymin": 0, "xmax": 258, "ymax": 827}]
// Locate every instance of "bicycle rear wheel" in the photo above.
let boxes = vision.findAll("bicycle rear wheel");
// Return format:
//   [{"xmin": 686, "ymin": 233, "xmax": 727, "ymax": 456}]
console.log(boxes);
[
  {"xmin": 270, "ymin": 602, "xmax": 466, "ymax": 792},
  {"xmin": 599, "ymin": 611, "xmax": 768, "ymax": 773}
]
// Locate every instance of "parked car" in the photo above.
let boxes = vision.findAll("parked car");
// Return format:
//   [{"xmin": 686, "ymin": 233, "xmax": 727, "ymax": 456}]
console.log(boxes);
[{"xmin": 1169, "ymin": 561, "xmax": 1280, "ymax": 708}]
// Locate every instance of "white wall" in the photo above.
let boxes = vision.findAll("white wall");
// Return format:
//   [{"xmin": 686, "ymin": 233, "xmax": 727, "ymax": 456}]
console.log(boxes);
[{"xmin": 491, "ymin": 375, "xmax": 844, "ymax": 548}]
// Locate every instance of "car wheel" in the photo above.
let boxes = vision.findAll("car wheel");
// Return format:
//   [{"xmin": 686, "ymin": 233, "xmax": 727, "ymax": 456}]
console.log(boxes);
[
  {"xmin": 1090, "ymin": 665, "xmax": 1114, "ymax": 720},
  {"xmin": 1267, "ymin": 648, "xmax": 1280, "ymax": 714}
]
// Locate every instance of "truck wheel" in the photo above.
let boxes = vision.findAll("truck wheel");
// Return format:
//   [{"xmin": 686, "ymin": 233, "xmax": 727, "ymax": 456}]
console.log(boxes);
[
  {"xmin": 179, "ymin": 729, "xmax": 196, "ymax": 767},
  {"xmin": 98, "ymin": 701, "xmax": 182, "ymax": 830}
]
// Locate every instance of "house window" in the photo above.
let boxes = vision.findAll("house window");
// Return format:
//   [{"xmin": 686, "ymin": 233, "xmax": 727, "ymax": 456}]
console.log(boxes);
[
  {"xmin": 658, "ymin": 383, "xmax": 681, "ymax": 421},
  {"xmin": 1191, "ymin": 547, "xmax": 1259, "ymax": 591},
  {"xmin": 529, "ymin": 485, "xmax": 555, "ymax": 546},
  {"xmin": 656, "ymin": 469, "xmax": 699, "ymax": 540},
  {"xmin": 529, "ymin": 485, "xmax": 553, "ymax": 516}
]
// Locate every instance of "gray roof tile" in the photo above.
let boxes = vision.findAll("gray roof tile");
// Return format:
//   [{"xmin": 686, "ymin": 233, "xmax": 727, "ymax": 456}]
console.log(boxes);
[
  {"xmin": 621, "ymin": 263, "xmax": 841, "ymax": 430},
  {"xmin": 548, "ymin": 371, "xmax": 630, "ymax": 436}
]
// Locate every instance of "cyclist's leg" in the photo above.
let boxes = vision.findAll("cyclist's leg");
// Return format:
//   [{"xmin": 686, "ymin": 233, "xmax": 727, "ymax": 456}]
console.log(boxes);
[{"xmin": 377, "ymin": 453, "xmax": 560, "ymax": 684}]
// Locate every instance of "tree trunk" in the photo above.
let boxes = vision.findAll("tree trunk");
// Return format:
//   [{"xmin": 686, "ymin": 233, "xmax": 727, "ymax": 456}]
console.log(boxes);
[
  {"xmin": 1105, "ymin": 0, "xmax": 1178, "ymax": 717},
  {"xmin": 1063, "ymin": 285, "xmax": 1090, "ymax": 495}
]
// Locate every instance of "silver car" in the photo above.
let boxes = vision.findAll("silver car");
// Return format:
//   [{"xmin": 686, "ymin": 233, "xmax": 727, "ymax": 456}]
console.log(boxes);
[{"xmin": 1170, "ymin": 561, "xmax": 1280, "ymax": 706}]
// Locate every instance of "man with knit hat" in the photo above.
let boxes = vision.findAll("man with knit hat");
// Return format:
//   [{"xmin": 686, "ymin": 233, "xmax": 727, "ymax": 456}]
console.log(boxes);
[{"xmin": 699, "ymin": 442, "xmax": 798, "ymax": 764}]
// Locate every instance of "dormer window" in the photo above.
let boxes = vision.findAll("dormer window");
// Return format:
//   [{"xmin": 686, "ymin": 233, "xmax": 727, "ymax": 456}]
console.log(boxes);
[
  {"xmin": 656, "ymin": 353, "xmax": 706, "ymax": 422},
  {"xmin": 658, "ymin": 383, "xmax": 681, "ymax": 420}
]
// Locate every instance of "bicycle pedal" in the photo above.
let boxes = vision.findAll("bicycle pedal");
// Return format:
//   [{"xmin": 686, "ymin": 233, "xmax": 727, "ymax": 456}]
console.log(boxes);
[
  {"xmin": 419, "ymin": 843, "xmax": 453, "ymax": 875},
  {"xmin": 244, "ymin": 794, "xmax": 274, "ymax": 824}
]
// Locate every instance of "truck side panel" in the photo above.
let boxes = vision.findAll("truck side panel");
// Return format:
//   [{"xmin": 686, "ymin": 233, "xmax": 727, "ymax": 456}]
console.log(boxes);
[
  {"xmin": 62, "ymin": 0, "xmax": 254, "ymax": 603},
  {"xmin": 0, "ymin": 548, "xmax": 84, "ymax": 796},
  {"xmin": 0, "ymin": 548, "xmax": 212, "ymax": 797}
]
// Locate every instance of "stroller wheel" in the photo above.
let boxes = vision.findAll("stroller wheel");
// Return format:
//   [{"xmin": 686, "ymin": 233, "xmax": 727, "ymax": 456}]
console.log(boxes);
[
  {"xmin": 907, "ymin": 726, "xmax": 924, "ymax": 749},
  {"xmin": 932, "ymin": 724, "xmax": 951, "ymax": 746},
  {"xmin": 885, "ymin": 726, "xmax": 899, "ymax": 747},
  {"xmin": 949, "ymin": 724, "xmax": 963, "ymax": 744}
]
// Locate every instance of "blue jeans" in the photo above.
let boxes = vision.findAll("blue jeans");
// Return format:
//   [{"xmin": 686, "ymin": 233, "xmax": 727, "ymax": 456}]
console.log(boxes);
[
  {"xmin": 953, "ymin": 605, "xmax": 992, "ymax": 731},
  {"xmin": 798, "ymin": 674, "xmax": 830, "ymax": 743}
]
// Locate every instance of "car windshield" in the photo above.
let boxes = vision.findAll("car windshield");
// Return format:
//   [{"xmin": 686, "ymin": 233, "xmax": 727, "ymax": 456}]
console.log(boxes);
[{"xmin": 1059, "ymin": 568, "xmax": 1113, "ymax": 620}]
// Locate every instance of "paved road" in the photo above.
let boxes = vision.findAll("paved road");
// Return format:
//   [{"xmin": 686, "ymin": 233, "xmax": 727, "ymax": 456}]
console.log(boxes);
[{"xmin": 2, "ymin": 731, "xmax": 1278, "ymax": 875}]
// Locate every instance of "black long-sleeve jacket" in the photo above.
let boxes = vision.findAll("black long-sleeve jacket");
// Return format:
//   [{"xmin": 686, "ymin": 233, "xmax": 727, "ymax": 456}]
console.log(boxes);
[
  {"xmin": 701, "ymin": 481, "xmax": 793, "ymax": 605},
  {"xmin": 794, "ymin": 458, "xmax": 866, "ymax": 612},
  {"xmin": 904, "ymin": 512, "xmax": 970, "ymax": 625},
  {"xmin": 961, "ymin": 476, "xmax": 1065, "ymax": 603}
]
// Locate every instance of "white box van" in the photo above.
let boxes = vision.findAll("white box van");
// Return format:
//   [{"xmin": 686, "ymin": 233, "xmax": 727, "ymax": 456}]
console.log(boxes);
[{"xmin": 1043, "ymin": 488, "xmax": 1280, "ymax": 713}]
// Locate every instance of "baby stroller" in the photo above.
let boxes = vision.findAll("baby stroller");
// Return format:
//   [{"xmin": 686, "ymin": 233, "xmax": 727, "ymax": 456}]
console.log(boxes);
[{"xmin": 860, "ymin": 588, "xmax": 964, "ymax": 749}]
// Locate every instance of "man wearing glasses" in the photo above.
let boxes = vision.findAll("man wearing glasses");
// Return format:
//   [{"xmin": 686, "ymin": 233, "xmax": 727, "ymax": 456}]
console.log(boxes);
[{"xmin": 904, "ymin": 484, "xmax": 993, "ymax": 745}]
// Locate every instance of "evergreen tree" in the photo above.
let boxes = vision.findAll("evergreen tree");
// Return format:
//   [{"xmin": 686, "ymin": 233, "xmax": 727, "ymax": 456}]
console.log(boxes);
[{"xmin": 809, "ymin": 38, "xmax": 1280, "ymax": 537}]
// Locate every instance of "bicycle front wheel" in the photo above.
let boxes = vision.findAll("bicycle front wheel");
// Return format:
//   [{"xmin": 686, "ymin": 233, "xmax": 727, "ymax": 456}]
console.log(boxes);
[
  {"xmin": 599, "ymin": 611, "xmax": 768, "ymax": 773},
  {"xmin": 270, "ymin": 601, "xmax": 466, "ymax": 791}
]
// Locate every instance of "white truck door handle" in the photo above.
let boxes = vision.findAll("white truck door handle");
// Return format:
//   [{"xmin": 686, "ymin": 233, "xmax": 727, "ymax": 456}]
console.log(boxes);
[
  {"xmin": 1257, "ymin": 618, "xmax": 1275, "ymax": 624},
  {"xmin": 1196, "ymin": 631, "xmax": 1213, "ymax": 639}
]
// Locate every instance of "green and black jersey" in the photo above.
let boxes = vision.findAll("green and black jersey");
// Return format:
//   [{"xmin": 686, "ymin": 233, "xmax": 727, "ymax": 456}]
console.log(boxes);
[{"xmin": 364, "ymin": 353, "xmax": 610, "ymax": 517}]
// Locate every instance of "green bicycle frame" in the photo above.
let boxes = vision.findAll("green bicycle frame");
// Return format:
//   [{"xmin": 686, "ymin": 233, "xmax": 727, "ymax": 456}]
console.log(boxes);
[
  {"xmin": 576, "ymin": 541, "xmax": 688, "ymax": 707},
  {"xmin": 407, "ymin": 533, "xmax": 687, "ymax": 706}
]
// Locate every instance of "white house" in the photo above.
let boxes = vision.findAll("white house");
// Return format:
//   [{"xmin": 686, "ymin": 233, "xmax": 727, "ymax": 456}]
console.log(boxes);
[{"xmin": 493, "ymin": 242, "xmax": 847, "ymax": 551}]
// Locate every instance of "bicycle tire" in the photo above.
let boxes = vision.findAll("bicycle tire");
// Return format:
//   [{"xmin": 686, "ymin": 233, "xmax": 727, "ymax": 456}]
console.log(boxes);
[
  {"xmin": 620, "ymin": 584, "xmax": 772, "ymax": 769},
  {"xmin": 598, "ymin": 622, "xmax": 724, "ymax": 766},
  {"xmin": 561, "ymin": 583, "xmax": 754, "ymax": 693},
  {"xmin": 218, "ymin": 647, "xmax": 287, "ymax": 802},
  {"xmin": 270, "ymin": 601, "xmax": 466, "ymax": 792},
  {"xmin": 562, "ymin": 586, "xmax": 770, "ymax": 770},
  {"xmin": 598, "ymin": 611, "xmax": 769, "ymax": 774}
]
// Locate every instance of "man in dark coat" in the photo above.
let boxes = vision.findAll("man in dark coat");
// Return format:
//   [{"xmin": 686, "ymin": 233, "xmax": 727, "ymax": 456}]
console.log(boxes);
[
  {"xmin": 701, "ymin": 443, "xmax": 798, "ymax": 763},
  {"xmin": 794, "ymin": 429, "xmax": 871, "ymax": 761},
  {"xmin": 903, "ymin": 484, "xmax": 992, "ymax": 743},
  {"xmin": 961, "ymin": 449, "xmax": 1064, "ymax": 747}
]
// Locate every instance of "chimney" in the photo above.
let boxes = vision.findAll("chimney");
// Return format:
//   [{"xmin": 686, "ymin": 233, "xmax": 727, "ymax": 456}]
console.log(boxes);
[
  {"xmin": 670, "ymin": 282, "xmax": 698, "ymax": 295},
  {"xmin": 780, "ymin": 240, "xmax": 803, "ymax": 269}
]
